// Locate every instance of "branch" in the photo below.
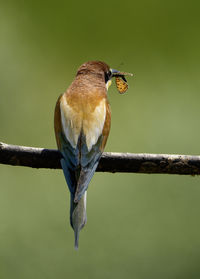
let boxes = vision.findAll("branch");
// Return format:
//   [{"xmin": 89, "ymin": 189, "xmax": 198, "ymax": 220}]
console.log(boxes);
[{"xmin": 0, "ymin": 142, "xmax": 200, "ymax": 175}]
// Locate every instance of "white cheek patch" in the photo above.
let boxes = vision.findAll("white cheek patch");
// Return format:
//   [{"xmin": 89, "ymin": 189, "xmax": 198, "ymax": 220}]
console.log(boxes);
[
  {"xmin": 60, "ymin": 98, "xmax": 82, "ymax": 148},
  {"xmin": 106, "ymin": 79, "xmax": 112, "ymax": 90},
  {"xmin": 83, "ymin": 99, "xmax": 106, "ymax": 151}
]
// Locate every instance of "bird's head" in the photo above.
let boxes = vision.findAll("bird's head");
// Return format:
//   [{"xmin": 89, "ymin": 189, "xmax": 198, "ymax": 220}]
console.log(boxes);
[{"xmin": 76, "ymin": 61, "xmax": 133, "ymax": 91}]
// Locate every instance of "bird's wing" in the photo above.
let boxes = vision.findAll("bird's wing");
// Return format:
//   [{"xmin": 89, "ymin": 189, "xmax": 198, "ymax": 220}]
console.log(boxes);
[
  {"xmin": 54, "ymin": 94, "xmax": 80, "ymax": 195},
  {"xmin": 59, "ymin": 132, "xmax": 79, "ymax": 195},
  {"xmin": 55, "ymin": 93, "xmax": 111, "ymax": 202},
  {"xmin": 74, "ymin": 99, "xmax": 111, "ymax": 202}
]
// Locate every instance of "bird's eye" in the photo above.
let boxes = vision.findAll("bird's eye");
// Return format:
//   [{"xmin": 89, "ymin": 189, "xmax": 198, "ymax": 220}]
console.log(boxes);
[{"xmin": 104, "ymin": 71, "xmax": 112, "ymax": 83}]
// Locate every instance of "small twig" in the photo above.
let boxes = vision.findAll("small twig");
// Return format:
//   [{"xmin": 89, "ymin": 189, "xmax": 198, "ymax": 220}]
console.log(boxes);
[{"xmin": 0, "ymin": 142, "xmax": 200, "ymax": 175}]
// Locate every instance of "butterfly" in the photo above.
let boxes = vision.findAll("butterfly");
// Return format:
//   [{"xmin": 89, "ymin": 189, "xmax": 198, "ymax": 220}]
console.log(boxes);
[{"xmin": 115, "ymin": 75, "xmax": 129, "ymax": 94}]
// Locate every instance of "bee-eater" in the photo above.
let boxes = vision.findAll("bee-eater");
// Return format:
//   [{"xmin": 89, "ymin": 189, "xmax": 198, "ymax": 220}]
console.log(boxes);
[{"xmin": 54, "ymin": 61, "xmax": 132, "ymax": 249}]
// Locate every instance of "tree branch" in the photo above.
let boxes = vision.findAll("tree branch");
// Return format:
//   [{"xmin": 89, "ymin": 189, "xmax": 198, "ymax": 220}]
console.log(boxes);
[{"xmin": 0, "ymin": 142, "xmax": 200, "ymax": 175}]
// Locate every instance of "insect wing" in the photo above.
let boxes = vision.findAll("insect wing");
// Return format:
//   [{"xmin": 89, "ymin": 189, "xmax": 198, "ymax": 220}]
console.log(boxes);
[{"xmin": 115, "ymin": 77, "xmax": 128, "ymax": 94}]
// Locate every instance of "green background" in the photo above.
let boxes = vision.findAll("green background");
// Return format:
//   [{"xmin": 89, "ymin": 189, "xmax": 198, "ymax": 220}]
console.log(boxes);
[{"xmin": 1, "ymin": 0, "xmax": 200, "ymax": 278}]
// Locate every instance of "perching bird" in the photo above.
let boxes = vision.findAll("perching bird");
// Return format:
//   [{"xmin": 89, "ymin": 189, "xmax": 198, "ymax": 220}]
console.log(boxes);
[{"xmin": 54, "ymin": 61, "xmax": 132, "ymax": 249}]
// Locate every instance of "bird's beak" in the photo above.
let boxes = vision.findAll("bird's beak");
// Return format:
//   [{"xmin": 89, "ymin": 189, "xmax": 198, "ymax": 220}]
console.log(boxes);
[
  {"xmin": 111, "ymin": 69, "xmax": 120, "ymax": 75},
  {"xmin": 111, "ymin": 69, "xmax": 133, "ymax": 78}
]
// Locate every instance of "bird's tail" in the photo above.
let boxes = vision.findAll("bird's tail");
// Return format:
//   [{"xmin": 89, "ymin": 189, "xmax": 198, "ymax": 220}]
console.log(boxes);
[{"xmin": 70, "ymin": 191, "xmax": 87, "ymax": 249}]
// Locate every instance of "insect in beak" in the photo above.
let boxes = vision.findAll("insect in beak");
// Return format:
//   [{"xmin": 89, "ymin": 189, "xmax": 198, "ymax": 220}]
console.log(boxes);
[{"xmin": 111, "ymin": 69, "xmax": 133, "ymax": 94}]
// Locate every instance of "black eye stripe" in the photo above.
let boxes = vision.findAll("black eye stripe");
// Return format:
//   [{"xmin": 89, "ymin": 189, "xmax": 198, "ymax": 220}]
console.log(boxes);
[
  {"xmin": 104, "ymin": 73, "xmax": 109, "ymax": 83},
  {"xmin": 104, "ymin": 70, "xmax": 112, "ymax": 83}
]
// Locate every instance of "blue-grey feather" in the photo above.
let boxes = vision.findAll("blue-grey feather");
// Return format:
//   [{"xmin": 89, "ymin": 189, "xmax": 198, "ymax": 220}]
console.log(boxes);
[{"xmin": 59, "ymin": 131, "xmax": 103, "ymax": 203}]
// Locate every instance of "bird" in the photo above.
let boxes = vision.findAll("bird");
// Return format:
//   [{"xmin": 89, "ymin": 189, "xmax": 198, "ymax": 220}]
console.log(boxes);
[{"xmin": 54, "ymin": 61, "xmax": 132, "ymax": 249}]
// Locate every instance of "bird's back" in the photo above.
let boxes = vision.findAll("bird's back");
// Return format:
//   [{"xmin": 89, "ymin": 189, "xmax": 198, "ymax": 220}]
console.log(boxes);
[{"xmin": 60, "ymin": 76, "xmax": 109, "ymax": 152}]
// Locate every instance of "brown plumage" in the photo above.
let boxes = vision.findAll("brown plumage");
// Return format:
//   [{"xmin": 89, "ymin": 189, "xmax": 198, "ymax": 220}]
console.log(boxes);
[{"xmin": 54, "ymin": 61, "xmax": 132, "ymax": 249}]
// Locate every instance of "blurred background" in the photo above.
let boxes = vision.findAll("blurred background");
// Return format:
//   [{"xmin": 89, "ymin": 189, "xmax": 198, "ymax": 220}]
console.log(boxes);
[{"xmin": 1, "ymin": 0, "xmax": 200, "ymax": 278}]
